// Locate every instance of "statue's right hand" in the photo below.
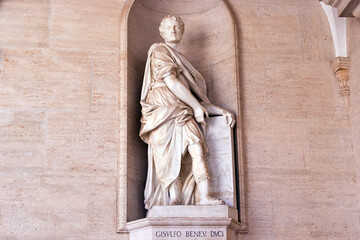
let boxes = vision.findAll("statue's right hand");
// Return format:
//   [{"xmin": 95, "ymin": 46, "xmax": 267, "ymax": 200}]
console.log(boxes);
[{"xmin": 194, "ymin": 105, "xmax": 209, "ymax": 125}]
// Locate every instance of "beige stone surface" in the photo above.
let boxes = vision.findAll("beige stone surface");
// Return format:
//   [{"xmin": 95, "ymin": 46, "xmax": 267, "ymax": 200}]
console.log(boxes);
[
  {"xmin": 1, "ymin": 0, "xmax": 360, "ymax": 239},
  {"xmin": 238, "ymin": 60, "xmax": 266, "ymax": 118},
  {"xmin": 232, "ymin": 0, "xmax": 359, "ymax": 239},
  {"xmin": 0, "ymin": 0, "xmax": 49, "ymax": 47},
  {"xmin": 300, "ymin": 6, "xmax": 334, "ymax": 61},
  {"xmin": 0, "ymin": 175, "xmax": 89, "ymax": 239},
  {"xmin": 264, "ymin": 61, "xmax": 346, "ymax": 119},
  {"xmin": 0, "ymin": 48, "xmax": 91, "ymax": 111},
  {"xmin": 46, "ymin": 112, "xmax": 118, "ymax": 176},
  {"xmin": 210, "ymin": 57, "xmax": 238, "ymax": 114},
  {"xmin": 50, "ymin": 0, "xmax": 124, "ymax": 50},
  {"xmin": 87, "ymin": 176, "xmax": 119, "ymax": 240},
  {"xmin": 348, "ymin": 18, "xmax": 360, "ymax": 230},
  {"xmin": 0, "ymin": 111, "xmax": 45, "ymax": 175},
  {"xmin": 91, "ymin": 52, "xmax": 119, "ymax": 112},
  {"xmin": 0, "ymin": 113, "xmax": 119, "ymax": 239},
  {"xmin": 231, "ymin": 2, "xmax": 303, "ymax": 60}
]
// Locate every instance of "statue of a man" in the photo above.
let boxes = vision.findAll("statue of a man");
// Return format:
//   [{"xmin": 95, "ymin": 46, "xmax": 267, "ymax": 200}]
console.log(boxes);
[{"xmin": 139, "ymin": 15, "xmax": 235, "ymax": 210}]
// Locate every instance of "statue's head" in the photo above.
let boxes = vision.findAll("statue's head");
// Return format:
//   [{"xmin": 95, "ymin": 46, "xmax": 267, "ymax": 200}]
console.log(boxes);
[{"xmin": 159, "ymin": 15, "xmax": 185, "ymax": 43}]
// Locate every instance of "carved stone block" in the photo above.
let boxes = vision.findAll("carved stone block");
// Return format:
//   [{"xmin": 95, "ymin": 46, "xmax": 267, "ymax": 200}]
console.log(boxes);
[
  {"xmin": 205, "ymin": 116, "xmax": 237, "ymax": 208},
  {"xmin": 331, "ymin": 57, "xmax": 350, "ymax": 96}
]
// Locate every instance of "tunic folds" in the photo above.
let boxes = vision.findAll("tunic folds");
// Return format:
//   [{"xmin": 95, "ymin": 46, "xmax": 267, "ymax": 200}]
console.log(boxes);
[{"xmin": 139, "ymin": 43, "xmax": 210, "ymax": 209}]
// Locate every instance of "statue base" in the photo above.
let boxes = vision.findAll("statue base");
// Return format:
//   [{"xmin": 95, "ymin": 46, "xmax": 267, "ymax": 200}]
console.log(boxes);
[{"xmin": 122, "ymin": 205, "xmax": 247, "ymax": 240}]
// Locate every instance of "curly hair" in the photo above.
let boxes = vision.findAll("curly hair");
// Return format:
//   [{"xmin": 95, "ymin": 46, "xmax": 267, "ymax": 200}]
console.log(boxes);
[{"xmin": 159, "ymin": 15, "xmax": 185, "ymax": 37}]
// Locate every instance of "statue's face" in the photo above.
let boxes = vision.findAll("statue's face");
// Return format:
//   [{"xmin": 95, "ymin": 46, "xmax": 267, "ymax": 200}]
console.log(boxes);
[{"xmin": 161, "ymin": 20, "xmax": 183, "ymax": 43}]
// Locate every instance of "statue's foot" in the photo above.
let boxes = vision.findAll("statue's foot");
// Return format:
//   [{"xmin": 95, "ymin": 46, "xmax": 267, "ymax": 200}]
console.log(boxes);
[
  {"xmin": 170, "ymin": 200, "xmax": 180, "ymax": 205},
  {"xmin": 199, "ymin": 196, "xmax": 224, "ymax": 205},
  {"xmin": 169, "ymin": 197, "xmax": 181, "ymax": 205}
]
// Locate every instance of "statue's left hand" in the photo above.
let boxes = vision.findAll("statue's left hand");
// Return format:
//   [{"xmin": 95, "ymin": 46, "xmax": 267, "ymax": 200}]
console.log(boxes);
[{"xmin": 223, "ymin": 111, "xmax": 235, "ymax": 128}]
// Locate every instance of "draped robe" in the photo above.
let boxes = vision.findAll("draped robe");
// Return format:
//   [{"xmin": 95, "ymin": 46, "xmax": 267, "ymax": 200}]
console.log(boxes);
[{"xmin": 139, "ymin": 43, "xmax": 210, "ymax": 209}]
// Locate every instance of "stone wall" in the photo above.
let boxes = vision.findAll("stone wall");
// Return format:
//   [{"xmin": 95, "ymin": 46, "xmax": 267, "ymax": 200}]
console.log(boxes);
[
  {"xmin": 348, "ymin": 17, "xmax": 360, "ymax": 234},
  {"xmin": 229, "ymin": 0, "xmax": 359, "ymax": 239},
  {"xmin": 0, "ymin": 0, "xmax": 359, "ymax": 239},
  {"xmin": 0, "ymin": 0, "xmax": 123, "ymax": 239}
]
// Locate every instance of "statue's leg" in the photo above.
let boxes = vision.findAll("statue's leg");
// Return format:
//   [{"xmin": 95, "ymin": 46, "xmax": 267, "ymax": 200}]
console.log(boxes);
[
  {"xmin": 188, "ymin": 143, "xmax": 224, "ymax": 205},
  {"xmin": 169, "ymin": 177, "xmax": 182, "ymax": 205}
]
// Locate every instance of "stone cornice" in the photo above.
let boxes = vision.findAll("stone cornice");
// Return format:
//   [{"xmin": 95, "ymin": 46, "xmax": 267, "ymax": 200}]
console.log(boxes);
[{"xmin": 320, "ymin": 0, "xmax": 360, "ymax": 18}]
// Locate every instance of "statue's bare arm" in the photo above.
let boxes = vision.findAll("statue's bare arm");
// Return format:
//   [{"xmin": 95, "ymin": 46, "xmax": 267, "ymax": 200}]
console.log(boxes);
[
  {"xmin": 164, "ymin": 73, "xmax": 235, "ymax": 128},
  {"xmin": 163, "ymin": 73, "xmax": 208, "ymax": 125}
]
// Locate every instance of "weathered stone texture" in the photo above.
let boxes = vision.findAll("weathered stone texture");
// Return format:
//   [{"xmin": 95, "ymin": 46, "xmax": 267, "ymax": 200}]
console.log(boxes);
[
  {"xmin": 210, "ymin": 57, "xmax": 238, "ymax": 113},
  {"xmin": 348, "ymin": 19, "xmax": 360, "ymax": 162},
  {"xmin": 264, "ymin": 61, "xmax": 345, "ymax": 119},
  {"xmin": 0, "ymin": 111, "xmax": 45, "ymax": 175},
  {"xmin": 300, "ymin": 6, "xmax": 335, "ymax": 62},
  {"xmin": 87, "ymin": 176, "xmax": 118, "ymax": 240},
  {"xmin": 348, "ymin": 18, "xmax": 360, "ymax": 224},
  {"xmin": 91, "ymin": 52, "xmax": 119, "ymax": 113},
  {"xmin": 0, "ymin": 49, "xmax": 91, "ymax": 111},
  {"xmin": 50, "ymin": 0, "xmax": 123, "ymax": 50},
  {"xmin": 234, "ymin": 3, "xmax": 303, "ymax": 60},
  {"xmin": 46, "ymin": 112, "xmax": 118, "ymax": 176},
  {"xmin": 0, "ymin": 175, "xmax": 89, "ymax": 239},
  {"xmin": 0, "ymin": 0, "xmax": 49, "ymax": 47},
  {"xmin": 230, "ymin": 0, "xmax": 359, "ymax": 239}
]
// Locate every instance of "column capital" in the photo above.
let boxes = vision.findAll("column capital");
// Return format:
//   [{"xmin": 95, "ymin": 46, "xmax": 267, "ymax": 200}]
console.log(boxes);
[{"xmin": 331, "ymin": 57, "xmax": 350, "ymax": 96}]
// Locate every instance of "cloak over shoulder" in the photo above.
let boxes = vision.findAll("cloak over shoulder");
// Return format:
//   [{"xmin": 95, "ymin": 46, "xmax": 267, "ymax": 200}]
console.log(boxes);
[{"xmin": 140, "ymin": 43, "xmax": 210, "ymax": 104}]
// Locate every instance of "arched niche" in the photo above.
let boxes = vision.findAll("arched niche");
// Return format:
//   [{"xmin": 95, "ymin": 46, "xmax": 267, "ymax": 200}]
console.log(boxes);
[{"xmin": 117, "ymin": 0, "xmax": 247, "ymax": 233}]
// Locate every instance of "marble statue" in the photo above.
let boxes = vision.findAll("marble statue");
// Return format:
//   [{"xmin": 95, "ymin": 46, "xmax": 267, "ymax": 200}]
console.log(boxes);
[{"xmin": 139, "ymin": 15, "xmax": 235, "ymax": 210}]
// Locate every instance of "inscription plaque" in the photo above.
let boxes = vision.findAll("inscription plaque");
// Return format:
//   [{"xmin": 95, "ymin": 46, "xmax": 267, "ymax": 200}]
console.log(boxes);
[{"xmin": 153, "ymin": 229, "xmax": 226, "ymax": 239}]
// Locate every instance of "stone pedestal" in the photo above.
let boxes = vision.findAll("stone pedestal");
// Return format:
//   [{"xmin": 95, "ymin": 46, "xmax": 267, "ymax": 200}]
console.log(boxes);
[{"xmin": 124, "ymin": 205, "xmax": 245, "ymax": 240}]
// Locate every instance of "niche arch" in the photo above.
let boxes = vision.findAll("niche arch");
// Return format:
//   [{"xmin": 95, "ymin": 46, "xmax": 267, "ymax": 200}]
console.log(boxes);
[{"xmin": 117, "ymin": 0, "xmax": 247, "ymax": 233}]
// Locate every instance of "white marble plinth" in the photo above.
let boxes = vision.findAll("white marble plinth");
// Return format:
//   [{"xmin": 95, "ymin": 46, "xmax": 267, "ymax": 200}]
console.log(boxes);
[
  {"xmin": 205, "ymin": 116, "xmax": 237, "ymax": 207},
  {"xmin": 123, "ymin": 205, "xmax": 246, "ymax": 240}
]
